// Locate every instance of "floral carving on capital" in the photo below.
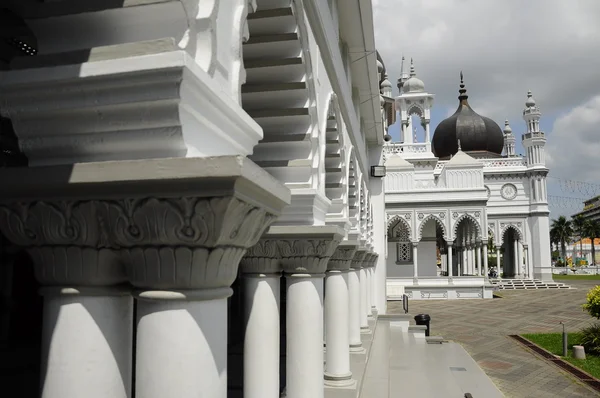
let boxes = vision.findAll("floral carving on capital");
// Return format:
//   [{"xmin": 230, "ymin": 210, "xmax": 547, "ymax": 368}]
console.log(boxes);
[
  {"xmin": 278, "ymin": 237, "xmax": 342, "ymax": 274},
  {"xmin": 0, "ymin": 196, "xmax": 278, "ymax": 289}
]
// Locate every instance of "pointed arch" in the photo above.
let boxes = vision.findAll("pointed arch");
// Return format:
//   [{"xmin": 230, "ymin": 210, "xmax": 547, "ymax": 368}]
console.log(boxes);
[
  {"xmin": 387, "ymin": 215, "xmax": 412, "ymax": 238},
  {"xmin": 452, "ymin": 214, "xmax": 482, "ymax": 241},
  {"xmin": 500, "ymin": 224, "xmax": 524, "ymax": 244},
  {"xmin": 418, "ymin": 214, "xmax": 447, "ymax": 241}
]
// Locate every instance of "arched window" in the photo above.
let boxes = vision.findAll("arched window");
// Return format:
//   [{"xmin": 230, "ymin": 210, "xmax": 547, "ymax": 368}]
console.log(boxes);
[{"xmin": 389, "ymin": 220, "xmax": 412, "ymax": 264}]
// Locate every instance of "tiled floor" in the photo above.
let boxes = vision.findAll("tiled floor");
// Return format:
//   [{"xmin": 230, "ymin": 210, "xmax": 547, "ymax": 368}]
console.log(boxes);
[{"xmin": 388, "ymin": 280, "xmax": 600, "ymax": 398}]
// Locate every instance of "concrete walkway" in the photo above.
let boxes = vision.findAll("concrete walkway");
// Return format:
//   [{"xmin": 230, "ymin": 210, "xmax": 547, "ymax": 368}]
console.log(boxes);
[
  {"xmin": 388, "ymin": 280, "xmax": 600, "ymax": 398},
  {"xmin": 360, "ymin": 319, "xmax": 503, "ymax": 397}
]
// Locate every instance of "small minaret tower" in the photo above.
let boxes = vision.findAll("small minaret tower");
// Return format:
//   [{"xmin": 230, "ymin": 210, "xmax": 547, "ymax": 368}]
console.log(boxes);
[
  {"xmin": 522, "ymin": 90, "xmax": 552, "ymax": 282},
  {"xmin": 503, "ymin": 120, "xmax": 515, "ymax": 157},
  {"xmin": 395, "ymin": 58, "xmax": 434, "ymax": 147},
  {"xmin": 521, "ymin": 90, "xmax": 546, "ymax": 166}
]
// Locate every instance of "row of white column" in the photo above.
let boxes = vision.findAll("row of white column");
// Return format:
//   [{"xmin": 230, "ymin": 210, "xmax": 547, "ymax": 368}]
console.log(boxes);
[
  {"xmin": 439, "ymin": 243, "xmax": 489, "ymax": 279},
  {"xmin": 39, "ymin": 256, "xmax": 378, "ymax": 398},
  {"xmin": 244, "ymin": 252, "xmax": 378, "ymax": 398}
]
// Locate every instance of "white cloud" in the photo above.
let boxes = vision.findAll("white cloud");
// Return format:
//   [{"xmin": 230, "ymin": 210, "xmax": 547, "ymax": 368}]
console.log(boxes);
[
  {"xmin": 374, "ymin": 0, "xmax": 600, "ymax": 130},
  {"xmin": 546, "ymin": 95, "xmax": 600, "ymax": 183}
]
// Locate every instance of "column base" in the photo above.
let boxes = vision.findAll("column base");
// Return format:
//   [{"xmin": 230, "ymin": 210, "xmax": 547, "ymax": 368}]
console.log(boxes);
[
  {"xmin": 413, "ymin": 277, "xmax": 419, "ymax": 285},
  {"xmin": 349, "ymin": 343, "xmax": 365, "ymax": 354},
  {"xmin": 448, "ymin": 277, "xmax": 454, "ymax": 285},
  {"xmin": 324, "ymin": 372, "xmax": 356, "ymax": 388},
  {"xmin": 360, "ymin": 326, "xmax": 372, "ymax": 335}
]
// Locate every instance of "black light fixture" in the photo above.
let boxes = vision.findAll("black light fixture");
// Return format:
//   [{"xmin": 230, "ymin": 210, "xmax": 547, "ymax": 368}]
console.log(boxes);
[{"xmin": 371, "ymin": 165, "xmax": 386, "ymax": 178}]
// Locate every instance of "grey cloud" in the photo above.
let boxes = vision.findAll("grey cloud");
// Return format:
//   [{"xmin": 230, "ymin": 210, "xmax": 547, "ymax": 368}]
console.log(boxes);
[
  {"xmin": 546, "ymin": 95, "xmax": 600, "ymax": 184},
  {"xmin": 374, "ymin": 0, "xmax": 600, "ymax": 130}
]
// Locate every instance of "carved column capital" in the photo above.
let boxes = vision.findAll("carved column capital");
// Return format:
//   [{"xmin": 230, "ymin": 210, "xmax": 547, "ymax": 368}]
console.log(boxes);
[
  {"xmin": 0, "ymin": 201, "xmax": 125, "ymax": 286},
  {"xmin": 240, "ymin": 239, "xmax": 281, "ymax": 275},
  {"xmin": 327, "ymin": 241, "xmax": 359, "ymax": 272},
  {"xmin": 0, "ymin": 156, "xmax": 291, "ymax": 290},
  {"xmin": 351, "ymin": 249, "xmax": 368, "ymax": 270},
  {"xmin": 263, "ymin": 225, "xmax": 345, "ymax": 274}
]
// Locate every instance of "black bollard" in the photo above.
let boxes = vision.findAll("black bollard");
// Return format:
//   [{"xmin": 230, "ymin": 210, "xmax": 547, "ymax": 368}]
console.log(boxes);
[
  {"xmin": 414, "ymin": 314, "xmax": 431, "ymax": 337},
  {"xmin": 560, "ymin": 322, "xmax": 568, "ymax": 357}
]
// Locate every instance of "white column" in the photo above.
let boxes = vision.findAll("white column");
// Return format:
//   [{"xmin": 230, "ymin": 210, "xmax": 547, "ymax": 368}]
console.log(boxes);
[
  {"xmin": 243, "ymin": 273, "xmax": 280, "ymax": 398},
  {"xmin": 517, "ymin": 242, "xmax": 523, "ymax": 279},
  {"xmin": 135, "ymin": 288, "xmax": 230, "ymax": 398},
  {"xmin": 286, "ymin": 274, "xmax": 325, "ymax": 398},
  {"xmin": 483, "ymin": 244, "xmax": 489, "ymax": 278},
  {"xmin": 413, "ymin": 243, "xmax": 419, "ymax": 281},
  {"xmin": 324, "ymin": 270, "xmax": 354, "ymax": 387},
  {"xmin": 40, "ymin": 287, "xmax": 133, "ymax": 398},
  {"xmin": 425, "ymin": 122, "xmax": 431, "ymax": 143},
  {"xmin": 496, "ymin": 248, "xmax": 502, "ymax": 276},
  {"xmin": 447, "ymin": 244, "xmax": 454, "ymax": 281},
  {"xmin": 476, "ymin": 244, "xmax": 482, "ymax": 276},
  {"xmin": 514, "ymin": 239, "xmax": 519, "ymax": 278},
  {"xmin": 369, "ymin": 266, "xmax": 377, "ymax": 314},
  {"xmin": 365, "ymin": 263, "xmax": 373, "ymax": 317},
  {"xmin": 359, "ymin": 267, "xmax": 370, "ymax": 333},
  {"xmin": 348, "ymin": 267, "xmax": 363, "ymax": 352},
  {"xmin": 524, "ymin": 245, "xmax": 530, "ymax": 279}
]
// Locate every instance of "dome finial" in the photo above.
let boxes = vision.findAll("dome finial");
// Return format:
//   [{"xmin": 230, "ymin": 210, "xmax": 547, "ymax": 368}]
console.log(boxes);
[
  {"xmin": 458, "ymin": 71, "xmax": 468, "ymax": 101},
  {"xmin": 525, "ymin": 90, "xmax": 536, "ymax": 107},
  {"xmin": 410, "ymin": 58, "xmax": 416, "ymax": 77},
  {"xmin": 503, "ymin": 119, "xmax": 512, "ymax": 134},
  {"xmin": 457, "ymin": 139, "xmax": 462, "ymax": 151}
]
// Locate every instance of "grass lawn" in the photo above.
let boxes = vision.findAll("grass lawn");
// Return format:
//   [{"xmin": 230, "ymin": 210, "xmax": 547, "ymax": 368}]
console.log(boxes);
[
  {"xmin": 521, "ymin": 332, "xmax": 600, "ymax": 379},
  {"xmin": 553, "ymin": 274, "xmax": 600, "ymax": 280}
]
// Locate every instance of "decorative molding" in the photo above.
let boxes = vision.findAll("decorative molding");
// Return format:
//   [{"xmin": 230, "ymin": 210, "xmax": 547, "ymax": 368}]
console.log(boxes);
[
  {"xmin": 500, "ymin": 183, "xmax": 518, "ymax": 200},
  {"xmin": 0, "ymin": 197, "xmax": 277, "ymax": 288},
  {"xmin": 327, "ymin": 243, "xmax": 358, "ymax": 271},
  {"xmin": 351, "ymin": 250, "xmax": 368, "ymax": 270},
  {"xmin": 417, "ymin": 213, "xmax": 447, "ymax": 241}
]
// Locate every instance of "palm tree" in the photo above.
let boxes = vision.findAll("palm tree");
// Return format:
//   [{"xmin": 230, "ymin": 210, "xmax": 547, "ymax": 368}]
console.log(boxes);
[
  {"xmin": 573, "ymin": 215, "xmax": 587, "ymax": 263},
  {"xmin": 584, "ymin": 220, "xmax": 600, "ymax": 265},
  {"xmin": 550, "ymin": 216, "xmax": 573, "ymax": 264}
]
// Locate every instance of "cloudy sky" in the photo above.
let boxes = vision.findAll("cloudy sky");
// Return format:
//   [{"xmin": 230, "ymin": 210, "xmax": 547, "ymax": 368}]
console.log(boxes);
[{"xmin": 373, "ymin": 0, "xmax": 600, "ymax": 218}]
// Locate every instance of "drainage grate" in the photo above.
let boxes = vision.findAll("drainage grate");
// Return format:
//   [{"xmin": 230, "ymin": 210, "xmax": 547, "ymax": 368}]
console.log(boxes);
[
  {"xmin": 509, "ymin": 335, "xmax": 600, "ymax": 393},
  {"xmin": 449, "ymin": 367, "xmax": 467, "ymax": 372}
]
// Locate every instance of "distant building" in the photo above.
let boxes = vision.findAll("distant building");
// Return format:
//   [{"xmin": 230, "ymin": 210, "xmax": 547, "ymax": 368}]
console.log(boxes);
[{"xmin": 572, "ymin": 196, "xmax": 600, "ymax": 223}]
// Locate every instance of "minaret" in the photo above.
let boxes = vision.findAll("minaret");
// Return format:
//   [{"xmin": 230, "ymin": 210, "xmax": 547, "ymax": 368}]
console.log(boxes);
[
  {"xmin": 522, "ymin": 90, "xmax": 546, "ymax": 166},
  {"xmin": 521, "ymin": 90, "xmax": 552, "ymax": 282},
  {"xmin": 503, "ymin": 120, "xmax": 515, "ymax": 157},
  {"xmin": 395, "ymin": 58, "xmax": 434, "ymax": 149}
]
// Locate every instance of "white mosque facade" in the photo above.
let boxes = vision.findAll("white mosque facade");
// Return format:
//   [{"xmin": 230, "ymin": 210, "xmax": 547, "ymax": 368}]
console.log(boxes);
[{"xmin": 383, "ymin": 60, "xmax": 552, "ymax": 300}]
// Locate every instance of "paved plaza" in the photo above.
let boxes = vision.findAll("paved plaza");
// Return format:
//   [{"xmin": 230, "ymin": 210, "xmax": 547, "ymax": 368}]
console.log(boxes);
[{"xmin": 388, "ymin": 280, "xmax": 600, "ymax": 397}]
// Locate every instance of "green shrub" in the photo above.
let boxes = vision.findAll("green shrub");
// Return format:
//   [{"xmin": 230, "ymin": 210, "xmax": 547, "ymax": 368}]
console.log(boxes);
[
  {"xmin": 487, "ymin": 256, "xmax": 497, "ymax": 268},
  {"xmin": 579, "ymin": 323, "xmax": 600, "ymax": 356},
  {"xmin": 583, "ymin": 286, "xmax": 600, "ymax": 319}
]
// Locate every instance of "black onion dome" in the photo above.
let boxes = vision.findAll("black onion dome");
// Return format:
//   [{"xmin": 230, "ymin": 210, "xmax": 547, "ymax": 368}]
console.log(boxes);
[{"xmin": 432, "ymin": 72, "xmax": 504, "ymax": 159}]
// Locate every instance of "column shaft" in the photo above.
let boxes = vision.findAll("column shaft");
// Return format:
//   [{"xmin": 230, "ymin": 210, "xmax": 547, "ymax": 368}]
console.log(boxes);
[
  {"xmin": 365, "ymin": 267, "xmax": 372, "ymax": 317},
  {"xmin": 483, "ymin": 244, "xmax": 489, "ymax": 278},
  {"xmin": 286, "ymin": 275, "xmax": 324, "ymax": 398},
  {"xmin": 514, "ymin": 240, "xmax": 519, "ymax": 277},
  {"xmin": 496, "ymin": 248, "xmax": 501, "ymax": 275},
  {"xmin": 447, "ymin": 245, "xmax": 454, "ymax": 281},
  {"xmin": 40, "ymin": 288, "xmax": 133, "ymax": 398},
  {"xmin": 348, "ymin": 269, "xmax": 363, "ymax": 351},
  {"xmin": 369, "ymin": 267, "xmax": 377, "ymax": 313},
  {"xmin": 135, "ymin": 290, "xmax": 229, "ymax": 398},
  {"xmin": 244, "ymin": 274, "xmax": 280, "ymax": 398},
  {"xmin": 413, "ymin": 244, "xmax": 419, "ymax": 279},
  {"xmin": 476, "ymin": 245, "xmax": 482, "ymax": 276},
  {"xmin": 324, "ymin": 271, "xmax": 353, "ymax": 386},
  {"xmin": 359, "ymin": 268, "xmax": 370, "ymax": 333}
]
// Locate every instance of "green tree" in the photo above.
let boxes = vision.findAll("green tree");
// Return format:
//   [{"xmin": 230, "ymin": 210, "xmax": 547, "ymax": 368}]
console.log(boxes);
[
  {"xmin": 573, "ymin": 215, "xmax": 587, "ymax": 263},
  {"xmin": 584, "ymin": 220, "xmax": 600, "ymax": 265},
  {"xmin": 550, "ymin": 216, "xmax": 573, "ymax": 263}
]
